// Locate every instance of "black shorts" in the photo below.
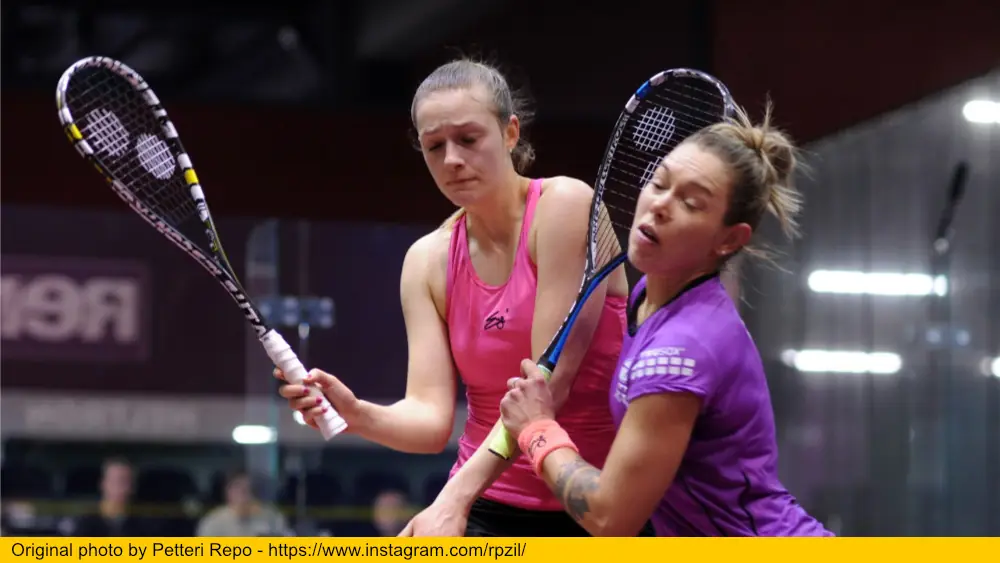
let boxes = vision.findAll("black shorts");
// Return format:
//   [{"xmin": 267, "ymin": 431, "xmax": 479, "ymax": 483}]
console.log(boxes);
[{"xmin": 465, "ymin": 497, "xmax": 656, "ymax": 537}]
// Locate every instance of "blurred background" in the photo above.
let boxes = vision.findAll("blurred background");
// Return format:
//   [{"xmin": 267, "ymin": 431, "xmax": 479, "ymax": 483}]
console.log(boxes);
[{"xmin": 2, "ymin": 0, "xmax": 998, "ymax": 538}]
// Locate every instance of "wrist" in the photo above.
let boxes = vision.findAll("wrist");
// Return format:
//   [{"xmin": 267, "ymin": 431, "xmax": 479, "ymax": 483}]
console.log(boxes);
[
  {"xmin": 516, "ymin": 418, "xmax": 556, "ymax": 454},
  {"xmin": 517, "ymin": 419, "xmax": 578, "ymax": 476},
  {"xmin": 351, "ymin": 399, "xmax": 378, "ymax": 436},
  {"xmin": 434, "ymin": 481, "xmax": 479, "ymax": 514},
  {"xmin": 436, "ymin": 479, "xmax": 478, "ymax": 512}
]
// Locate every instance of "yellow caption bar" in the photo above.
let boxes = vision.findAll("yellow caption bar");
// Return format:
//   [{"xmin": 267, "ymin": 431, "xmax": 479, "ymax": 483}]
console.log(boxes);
[{"xmin": 1, "ymin": 537, "xmax": 999, "ymax": 563}]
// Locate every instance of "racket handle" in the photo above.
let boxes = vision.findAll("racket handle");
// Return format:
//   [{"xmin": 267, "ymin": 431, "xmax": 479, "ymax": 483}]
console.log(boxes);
[
  {"xmin": 261, "ymin": 329, "xmax": 348, "ymax": 440},
  {"xmin": 488, "ymin": 364, "xmax": 553, "ymax": 460}
]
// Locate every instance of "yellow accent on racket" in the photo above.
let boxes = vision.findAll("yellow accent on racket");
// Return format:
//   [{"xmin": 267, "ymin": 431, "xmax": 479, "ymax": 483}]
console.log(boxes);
[{"xmin": 488, "ymin": 363, "xmax": 553, "ymax": 460}]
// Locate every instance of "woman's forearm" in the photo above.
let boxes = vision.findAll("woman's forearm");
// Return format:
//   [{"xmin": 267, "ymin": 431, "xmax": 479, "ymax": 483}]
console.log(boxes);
[
  {"xmin": 541, "ymin": 448, "xmax": 616, "ymax": 536},
  {"xmin": 439, "ymin": 375, "xmax": 582, "ymax": 509},
  {"xmin": 355, "ymin": 398, "xmax": 454, "ymax": 454},
  {"xmin": 437, "ymin": 425, "xmax": 517, "ymax": 509}
]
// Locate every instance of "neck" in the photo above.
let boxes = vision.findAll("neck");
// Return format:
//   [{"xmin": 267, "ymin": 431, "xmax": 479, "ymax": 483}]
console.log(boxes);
[
  {"xmin": 644, "ymin": 269, "xmax": 715, "ymax": 309},
  {"xmin": 100, "ymin": 499, "xmax": 126, "ymax": 518},
  {"xmin": 463, "ymin": 173, "xmax": 530, "ymax": 249}
]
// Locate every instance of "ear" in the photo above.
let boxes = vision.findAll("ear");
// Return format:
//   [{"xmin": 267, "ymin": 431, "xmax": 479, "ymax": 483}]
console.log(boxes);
[
  {"xmin": 504, "ymin": 114, "xmax": 521, "ymax": 152},
  {"xmin": 716, "ymin": 222, "xmax": 752, "ymax": 258}
]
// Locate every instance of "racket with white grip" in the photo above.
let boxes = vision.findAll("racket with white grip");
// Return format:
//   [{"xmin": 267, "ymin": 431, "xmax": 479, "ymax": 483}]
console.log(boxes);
[{"xmin": 55, "ymin": 56, "xmax": 348, "ymax": 439}]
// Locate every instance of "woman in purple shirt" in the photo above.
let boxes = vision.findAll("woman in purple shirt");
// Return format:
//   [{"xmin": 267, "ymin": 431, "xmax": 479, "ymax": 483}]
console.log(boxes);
[{"xmin": 498, "ymin": 102, "xmax": 833, "ymax": 537}]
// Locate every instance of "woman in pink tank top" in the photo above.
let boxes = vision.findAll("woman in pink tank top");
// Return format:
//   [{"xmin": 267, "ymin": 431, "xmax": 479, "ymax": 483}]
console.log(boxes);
[{"xmin": 274, "ymin": 58, "xmax": 652, "ymax": 537}]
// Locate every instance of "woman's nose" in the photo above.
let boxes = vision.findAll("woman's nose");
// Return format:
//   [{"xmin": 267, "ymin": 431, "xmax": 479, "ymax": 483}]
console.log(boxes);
[
  {"xmin": 647, "ymin": 190, "xmax": 673, "ymax": 217},
  {"xmin": 443, "ymin": 141, "xmax": 464, "ymax": 167}
]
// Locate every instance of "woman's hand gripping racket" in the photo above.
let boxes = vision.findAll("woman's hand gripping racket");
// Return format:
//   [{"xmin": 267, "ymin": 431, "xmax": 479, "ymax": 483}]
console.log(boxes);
[
  {"xmin": 488, "ymin": 68, "xmax": 736, "ymax": 459},
  {"xmin": 54, "ymin": 56, "xmax": 348, "ymax": 439}
]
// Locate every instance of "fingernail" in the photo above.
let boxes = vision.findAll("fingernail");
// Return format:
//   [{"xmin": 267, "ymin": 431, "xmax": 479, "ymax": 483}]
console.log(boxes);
[
  {"xmin": 315, "ymin": 396, "xmax": 322, "ymax": 406},
  {"xmin": 321, "ymin": 406, "xmax": 328, "ymax": 413}
]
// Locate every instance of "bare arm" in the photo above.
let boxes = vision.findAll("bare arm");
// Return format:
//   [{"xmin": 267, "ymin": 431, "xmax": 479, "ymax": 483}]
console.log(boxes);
[
  {"xmin": 352, "ymin": 233, "xmax": 458, "ymax": 454},
  {"xmin": 540, "ymin": 392, "xmax": 700, "ymax": 536},
  {"xmin": 437, "ymin": 177, "xmax": 614, "ymax": 507}
]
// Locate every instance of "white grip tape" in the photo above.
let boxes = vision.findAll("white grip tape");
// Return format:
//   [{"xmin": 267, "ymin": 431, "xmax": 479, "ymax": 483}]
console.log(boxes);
[{"xmin": 261, "ymin": 329, "xmax": 348, "ymax": 440}]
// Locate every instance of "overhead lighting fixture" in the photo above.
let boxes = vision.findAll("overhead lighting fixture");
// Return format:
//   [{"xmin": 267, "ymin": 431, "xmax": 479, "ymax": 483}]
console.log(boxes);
[
  {"xmin": 781, "ymin": 349, "xmax": 902, "ymax": 374},
  {"xmin": 807, "ymin": 270, "xmax": 947, "ymax": 296},
  {"xmin": 993, "ymin": 357, "xmax": 1000, "ymax": 378},
  {"xmin": 963, "ymin": 100, "xmax": 1000, "ymax": 124},
  {"xmin": 231, "ymin": 424, "xmax": 277, "ymax": 445}
]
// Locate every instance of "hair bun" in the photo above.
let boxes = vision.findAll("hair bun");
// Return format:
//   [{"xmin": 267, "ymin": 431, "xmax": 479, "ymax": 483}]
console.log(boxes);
[
  {"xmin": 759, "ymin": 130, "xmax": 795, "ymax": 188},
  {"xmin": 687, "ymin": 98, "xmax": 804, "ymax": 248}
]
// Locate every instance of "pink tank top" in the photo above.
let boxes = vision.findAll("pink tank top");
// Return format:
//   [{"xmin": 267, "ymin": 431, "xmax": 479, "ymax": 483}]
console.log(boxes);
[{"xmin": 446, "ymin": 178, "xmax": 626, "ymax": 511}]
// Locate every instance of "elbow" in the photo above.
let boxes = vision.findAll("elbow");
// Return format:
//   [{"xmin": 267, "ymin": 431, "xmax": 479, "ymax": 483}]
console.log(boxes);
[
  {"xmin": 423, "ymin": 428, "xmax": 452, "ymax": 454},
  {"xmin": 395, "ymin": 434, "xmax": 450, "ymax": 455},
  {"xmin": 386, "ymin": 398, "xmax": 454, "ymax": 454},
  {"xmin": 423, "ymin": 411, "xmax": 455, "ymax": 453},
  {"xmin": 595, "ymin": 520, "xmax": 646, "ymax": 538},
  {"xmin": 410, "ymin": 421, "xmax": 453, "ymax": 454},
  {"xmin": 587, "ymin": 508, "xmax": 647, "ymax": 538}
]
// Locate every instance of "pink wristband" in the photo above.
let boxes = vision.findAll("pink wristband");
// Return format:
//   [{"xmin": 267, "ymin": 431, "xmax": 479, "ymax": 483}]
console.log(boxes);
[{"xmin": 518, "ymin": 419, "xmax": 579, "ymax": 476}]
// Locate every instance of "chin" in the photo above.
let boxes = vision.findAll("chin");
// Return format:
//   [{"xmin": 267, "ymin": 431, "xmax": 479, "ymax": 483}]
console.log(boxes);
[
  {"xmin": 627, "ymin": 247, "xmax": 653, "ymax": 275},
  {"xmin": 629, "ymin": 246, "xmax": 680, "ymax": 279},
  {"xmin": 440, "ymin": 185, "xmax": 480, "ymax": 207}
]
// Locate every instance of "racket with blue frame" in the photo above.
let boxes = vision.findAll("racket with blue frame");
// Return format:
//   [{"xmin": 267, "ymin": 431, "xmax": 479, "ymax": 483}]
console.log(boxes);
[{"xmin": 488, "ymin": 68, "xmax": 736, "ymax": 459}]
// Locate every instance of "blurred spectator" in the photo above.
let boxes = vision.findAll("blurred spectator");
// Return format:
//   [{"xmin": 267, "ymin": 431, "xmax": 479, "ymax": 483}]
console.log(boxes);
[
  {"xmin": 2, "ymin": 500, "xmax": 40, "ymax": 535},
  {"xmin": 67, "ymin": 457, "xmax": 153, "ymax": 536},
  {"xmin": 371, "ymin": 490, "xmax": 412, "ymax": 537},
  {"xmin": 196, "ymin": 470, "xmax": 288, "ymax": 537}
]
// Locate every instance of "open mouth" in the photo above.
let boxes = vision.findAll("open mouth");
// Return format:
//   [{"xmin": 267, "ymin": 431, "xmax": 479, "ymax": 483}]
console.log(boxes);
[{"xmin": 638, "ymin": 224, "xmax": 659, "ymax": 244}]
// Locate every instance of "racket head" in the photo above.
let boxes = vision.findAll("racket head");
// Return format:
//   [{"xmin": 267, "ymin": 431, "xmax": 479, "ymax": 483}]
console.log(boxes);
[
  {"xmin": 55, "ymin": 56, "xmax": 269, "ymax": 338},
  {"xmin": 56, "ymin": 57, "xmax": 215, "ymax": 254},
  {"xmin": 587, "ymin": 68, "xmax": 736, "ymax": 284}
]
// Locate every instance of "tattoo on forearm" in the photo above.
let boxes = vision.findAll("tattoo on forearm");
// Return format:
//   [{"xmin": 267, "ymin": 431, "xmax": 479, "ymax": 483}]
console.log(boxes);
[{"xmin": 553, "ymin": 458, "xmax": 601, "ymax": 523}]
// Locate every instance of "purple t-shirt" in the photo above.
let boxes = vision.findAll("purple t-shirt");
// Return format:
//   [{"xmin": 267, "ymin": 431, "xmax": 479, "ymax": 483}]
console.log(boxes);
[{"xmin": 609, "ymin": 274, "xmax": 832, "ymax": 537}]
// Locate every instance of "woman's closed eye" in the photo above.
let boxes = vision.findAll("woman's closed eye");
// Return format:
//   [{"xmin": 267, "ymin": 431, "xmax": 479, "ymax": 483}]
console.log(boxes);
[
  {"xmin": 426, "ymin": 136, "xmax": 478, "ymax": 151},
  {"xmin": 648, "ymin": 182, "xmax": 700, "ymax": 208}
]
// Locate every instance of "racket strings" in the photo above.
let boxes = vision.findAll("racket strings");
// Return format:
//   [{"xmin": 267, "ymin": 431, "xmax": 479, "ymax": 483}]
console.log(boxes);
[
  {"xmin": 611, "ymin": 84, "xmax": 727, "ymax": 186},
  {"xmin": 596, "ymin": 78, "xmax": 730, "ymax": 257},
  {"xmin": 66, "ymin": 67, "xmax": 198, "ymax": 227},
  {"xmin": 592, "ymin": 201, "xmax": 624, "ymax": 271}
]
